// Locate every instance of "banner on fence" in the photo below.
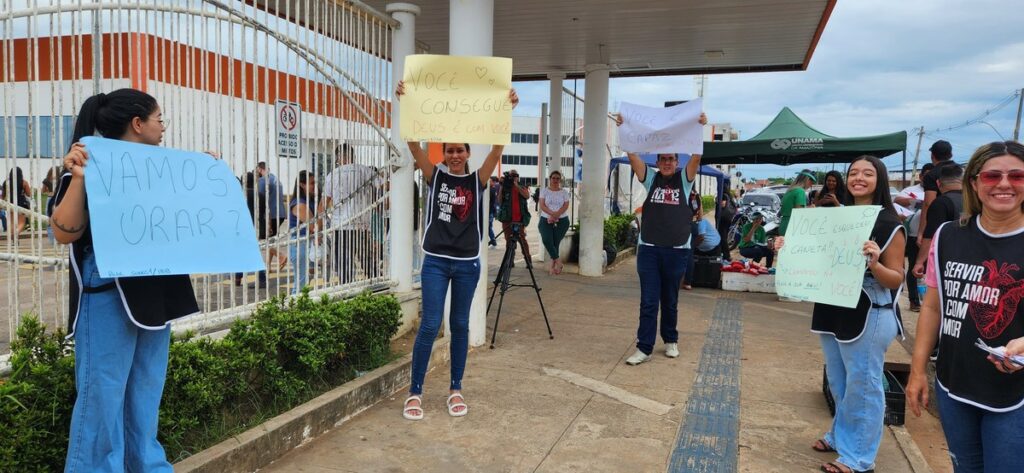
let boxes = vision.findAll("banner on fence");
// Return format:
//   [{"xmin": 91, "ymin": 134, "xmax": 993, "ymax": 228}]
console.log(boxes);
[
  {"xmin": 775, "ymin": 206, "xmax": 882, "ymax": 308},
  {"xmin": 617, "ymin": 99, "xmax": 704, "ymax": 154},
  {"xmin": 400, "ymin": 54, "xmax": 513, "ymax": 145},
  {"xmin": 82, "ymin": 136, "xmax": 265, "ymax": 278}
]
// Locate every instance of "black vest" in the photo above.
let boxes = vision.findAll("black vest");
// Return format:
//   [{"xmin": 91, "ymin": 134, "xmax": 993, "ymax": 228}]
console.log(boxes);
[
  {"xmin": 811, "ymin": 209, "xmax": 905, "ymax": 342},
  {"xmin": 934, "ymin": 217, "xmax": 1024, "ymax": 411},
  {"xmin": 53, "ymin": 172, "xmax": 200, "ymax": 336},
  {"xmin": 640, "ymin": 170, "xmax": 692, "ymax": 247},
  {"xmin": 422, "ymin": 168, "xmax": 483, "ymax": 260}
]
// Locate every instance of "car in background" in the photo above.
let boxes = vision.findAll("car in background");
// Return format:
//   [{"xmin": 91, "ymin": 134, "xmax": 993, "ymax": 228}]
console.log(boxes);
[
  {"xmin": 741, "ymin": 192, "xmax": 781, "ymax": 211},
  {"xmin": 764, "ymin": 185, "xmax": 789, "ymax": 201}
]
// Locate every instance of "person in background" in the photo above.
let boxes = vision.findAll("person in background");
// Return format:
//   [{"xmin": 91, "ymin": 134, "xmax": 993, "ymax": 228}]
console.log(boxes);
[
  {"xmin": 52, "ymin": 88, "xmax": 199, "ymax": 472},
  {"xmin": 777, "ymin": 155, "xmax": 906, "ymax": 473},
  {"xmin": 320, "ymin": 144, "xmax": 377, "ymax": 283},
  {"xmin": 42, "ymin": 166, "xmax": 63, "ymax": 244},
  {"xmin": 738, "ymin": 211, "xmax": 773, "ymax": 267},
  {"xmin": 681, "ymin": 189, "xmax": 703, "ymax": 290},
  {"xmin": 615, "ymin": 111, "xmax": 709, "ymax": 366},
  {"xmin": 912, "ymin": 164, "xmax": 964, "ymax": 280},
  {"xmin": 2, "ymin": 166, "xmax": 31, "ymax": 237},
  {"xmin": 497, "ymin": 169, "xmax": 532, "ymax": 263},
  {"xmin": 896, "ymin": 163, "xmax": 932, "ymax": 312},
  {"xmin": 288, "ymin": 170, "xmax": 317, "ymax": 294},
  {"xmin": 906, "ymin": 141, "xmax": 1024, "ymax": 473},
  {"xmin": 779, "ymin": 169, "xmax": 816, "ymax": 235},
  {"xmin": 917, "ymin": 140, "xmax": 959, "ymax": 247},
  {"xmin": 257, "ymin": 161, "xmax": 287, "ymax": 270},
  {"xmin": 814, "ymin": 170, "xmax": 846, "ymax": 208},
  {"xmin": 692, "ymin": 207, "xmax": 721, "ymax": 255},
  {"xmin": 487, "ymin": 175, "xmax": 500, "ymax": 247},
  {"xmin": 716, "ymin": 189, "xmax": 737, "ymax": 261},
  {"xmin": 538, "ymin": 170, "xmax": 571, "ymax": 275},
  {"xmin": 236, "ymin": 171, "xmax": 268, "ymax": 288}
]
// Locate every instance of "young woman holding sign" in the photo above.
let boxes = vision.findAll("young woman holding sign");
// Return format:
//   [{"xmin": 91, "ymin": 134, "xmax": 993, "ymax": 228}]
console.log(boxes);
[
  {"xmin": 614, "ymin": 111, "xmax": 708, "ymax": 367},
  {"xmin": 51, "ymin": 89, "xmax": 199, "ymax": 472},
  {"xmin": 775, "ymin": 156, "xmax": 905, "ymax": 473},
  {"xmin": 906, "ymin": 141, "xmax": 1024, "ymax": 473},
  {"xmin": 395, "ymin": 80, "xmax": 518, "ymax": 420}
]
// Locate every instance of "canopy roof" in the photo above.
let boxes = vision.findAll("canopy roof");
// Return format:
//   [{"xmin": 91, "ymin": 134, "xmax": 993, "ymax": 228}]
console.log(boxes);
[{"xmin": 701, "ymin": 107, "xmax": 908, "ymax": 165}]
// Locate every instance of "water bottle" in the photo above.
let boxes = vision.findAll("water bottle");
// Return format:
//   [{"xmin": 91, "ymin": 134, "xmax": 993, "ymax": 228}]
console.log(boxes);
[{"xmin": 917, "ymin": 283, "xmax": 927, "ymax": 298}]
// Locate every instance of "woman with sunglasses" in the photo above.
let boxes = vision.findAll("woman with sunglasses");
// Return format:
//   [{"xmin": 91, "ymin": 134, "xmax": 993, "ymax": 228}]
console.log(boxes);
[
  {"xmin": 776, "ymin": 156, "xmax": 906, "ymax": 473},
  {"xmin": 906, "ymin": 141, "xmax": 1024, "ymax": 473},
  {"xmin": 538, "ymin": 170, "xmax": 570, "ymax": 275}
]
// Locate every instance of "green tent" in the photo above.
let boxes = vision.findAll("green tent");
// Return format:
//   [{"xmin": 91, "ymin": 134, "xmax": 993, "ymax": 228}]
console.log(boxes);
[{"xmin": 701, "ymin": 107, "xmax": 907, "ymax": 165}]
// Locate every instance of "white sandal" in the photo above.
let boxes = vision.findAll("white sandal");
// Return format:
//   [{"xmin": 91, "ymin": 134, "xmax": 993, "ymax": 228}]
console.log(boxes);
[
  {"xmin": 403, "ymin": 395, "xmax": 424, "ymax": 421},
  {"xmin": 447, "ymin": 393, "xmax": 468, "ymax": 417}
]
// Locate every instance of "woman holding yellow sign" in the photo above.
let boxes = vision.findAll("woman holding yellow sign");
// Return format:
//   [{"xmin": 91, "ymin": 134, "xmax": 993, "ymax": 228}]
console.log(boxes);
[
  {"xmin": 775, "ymin": 155, "xmax": 905, "ymax": 473},
  {"xmin": 395, "ymin": 80, "xmax": 518, "ymax": 420}
]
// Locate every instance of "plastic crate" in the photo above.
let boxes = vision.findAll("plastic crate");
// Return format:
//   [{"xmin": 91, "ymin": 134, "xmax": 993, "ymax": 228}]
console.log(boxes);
[{"xmin": 821, "ymin": 366, "xmax": 906, "ymax": 426}]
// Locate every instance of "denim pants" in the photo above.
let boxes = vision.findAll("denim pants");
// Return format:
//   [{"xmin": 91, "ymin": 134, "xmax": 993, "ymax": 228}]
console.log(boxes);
[
  {"xmin": 935, "ymin": 381, "xmax": 1024, "ymax": 473},
  {"xmin": 635, "ymin": 245, "xmax": 686, "ymax": 355},
  {"xmin": 819, "ymin": 278, "xmax": 898, "ymax": 472},
  {"xmin": 410, "ymin": 254, "xmax": 480, "ymax": 395},
  {"xmin": 65, "ymin": 251, "xmax": 173, "ymax": 473},
  {"xmin": 289, "ymin": 235, "xmax": 310, "ymax": 294}
]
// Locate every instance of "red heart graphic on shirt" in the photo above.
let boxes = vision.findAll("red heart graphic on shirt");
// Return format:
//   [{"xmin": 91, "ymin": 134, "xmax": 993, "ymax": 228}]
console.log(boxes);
[
  {"xmin": 968, "ymin": 260, "xmax": 1024, "ymax": 339},
  {"xmin": 453, "ymin": 186, "xmax": 474, "ymax": 222}
]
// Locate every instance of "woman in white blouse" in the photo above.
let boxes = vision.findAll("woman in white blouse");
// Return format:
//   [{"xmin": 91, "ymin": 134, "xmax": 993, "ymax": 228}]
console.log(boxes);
[{"xmin": 538, "ymin": 170, "xmax": 571, "ymax": 274}]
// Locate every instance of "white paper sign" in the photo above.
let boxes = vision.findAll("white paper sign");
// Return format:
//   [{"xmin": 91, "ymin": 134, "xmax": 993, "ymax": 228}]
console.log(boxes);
[{"xmin": 618, "ymin": 99, "xmax": 704, "ymax": 154}]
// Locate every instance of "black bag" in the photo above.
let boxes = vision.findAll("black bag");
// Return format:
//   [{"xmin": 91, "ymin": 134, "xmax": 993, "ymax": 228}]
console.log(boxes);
[{"xmin": 692, "ymin": 254, "xmax": 722, "ymax": 289}]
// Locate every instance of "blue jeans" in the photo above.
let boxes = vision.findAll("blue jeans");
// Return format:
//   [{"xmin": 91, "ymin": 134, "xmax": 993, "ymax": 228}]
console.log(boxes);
[
  {"xmin": 65, "ymin": 251, "xmax": 173, "ymax": 473},
  {"xmin": 289, "ymin": 236, "xmax": 310, "ymax": 294},
  {"xmin": 635, "ymin": 245, "xmax": 686, "ymax": 355},
  {"xmin": 410, "ymin": 254, "xmax": 480, "ymax": 395},
  {"xmin": 936, "ymin": 381, "xmax": 1024, "ymax": 473},
  {"xmin": 819, "ymin": 278, "xmax": 898, "ymax": 472}
]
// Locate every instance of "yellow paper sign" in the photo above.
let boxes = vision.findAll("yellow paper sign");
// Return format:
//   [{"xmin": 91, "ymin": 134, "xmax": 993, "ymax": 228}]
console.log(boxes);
[{"xmin": 400, "ymin": 54, "xmax": 513, "ymax": 145}]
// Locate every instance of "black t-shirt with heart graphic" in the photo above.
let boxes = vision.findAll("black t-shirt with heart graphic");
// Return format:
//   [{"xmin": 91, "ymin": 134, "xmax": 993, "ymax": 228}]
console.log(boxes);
[
  {"xmin": 933, "ymin": 217, "xmax": 1024, "ymax": 411},
  {"xmin": 422, "ymin": 167, "xmax": 484, "ymax": 260}
]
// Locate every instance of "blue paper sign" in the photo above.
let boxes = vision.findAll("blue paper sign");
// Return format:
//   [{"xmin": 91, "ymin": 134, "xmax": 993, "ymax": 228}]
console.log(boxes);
[{"xmin": 81, "ymin": 136, "xmax": 265, "ymax": 277}]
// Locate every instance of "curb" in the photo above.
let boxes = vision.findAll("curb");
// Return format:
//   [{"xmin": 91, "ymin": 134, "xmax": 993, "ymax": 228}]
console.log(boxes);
[
  {"xmin": 889, "ymin": 425, "xmax": 935, "ymax": 473},
  {"xmin": 174, "ymin": 337, "xmax": 450, "ymax": 473}
]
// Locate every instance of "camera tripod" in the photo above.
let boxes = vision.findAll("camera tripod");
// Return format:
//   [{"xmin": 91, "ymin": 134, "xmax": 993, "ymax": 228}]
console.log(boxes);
[{"xmin": 486, "ymin": 223, "xmax": 553, "ymax": 348}]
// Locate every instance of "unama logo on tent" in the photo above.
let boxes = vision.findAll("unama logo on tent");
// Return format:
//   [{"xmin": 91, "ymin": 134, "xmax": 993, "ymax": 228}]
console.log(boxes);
[{"xmin": 771, "ymin": 138, "xmax": 824, "ymax": 151}]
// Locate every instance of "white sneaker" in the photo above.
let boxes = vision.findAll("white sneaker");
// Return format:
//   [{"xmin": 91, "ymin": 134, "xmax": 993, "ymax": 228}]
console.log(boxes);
[
  {"xmin": 665, "ymin": 343, "xmax": 680, "ymax": 358},
  {"xmin": 625, "ymin": 349, "xmax": 651, "ymax": 365}
]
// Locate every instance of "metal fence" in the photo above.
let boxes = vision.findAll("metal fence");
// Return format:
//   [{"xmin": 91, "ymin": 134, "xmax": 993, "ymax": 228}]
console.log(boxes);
[{"xmin": 0, "ymin": 0, "xmax": 402, "ymax": 356}]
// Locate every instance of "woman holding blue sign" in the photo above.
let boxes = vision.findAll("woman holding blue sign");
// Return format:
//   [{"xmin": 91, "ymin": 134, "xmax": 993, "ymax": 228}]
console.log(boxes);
[
  {"xmin": 395, "ymin": 81, "xmax": 518, "ymax": 420},
  {"xmin": 51, "ymin": 88, "xmax": 198, "ymax": 473},
  {"xmin": 906, "ymin": 141, "xmax": 1024, "ymax": 473},
  {"xmin": 776, "ymin": 155, "xmax": 906, "ymax": 473}
]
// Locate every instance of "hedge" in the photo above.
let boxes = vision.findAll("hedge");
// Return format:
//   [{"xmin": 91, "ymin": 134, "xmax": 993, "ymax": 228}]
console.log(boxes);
[{"xmin": 0, "ymin": 290, "xmax": 401, "ymax": 471}]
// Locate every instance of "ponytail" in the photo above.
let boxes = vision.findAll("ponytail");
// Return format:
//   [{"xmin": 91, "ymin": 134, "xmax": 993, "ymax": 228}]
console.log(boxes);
[{"xmin": 69, "ymin": 88, "xmax": 158, "ymax": 148}]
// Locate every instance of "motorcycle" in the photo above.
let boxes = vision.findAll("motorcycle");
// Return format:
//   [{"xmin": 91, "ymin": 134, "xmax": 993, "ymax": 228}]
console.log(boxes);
[{"xmin": 727, "ymin": 202, "xmax": 780, "ymax": 251}]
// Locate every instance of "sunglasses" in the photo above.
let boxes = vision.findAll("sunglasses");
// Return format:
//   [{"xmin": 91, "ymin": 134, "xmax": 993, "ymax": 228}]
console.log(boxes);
[{"xmin": 974, "ymin": 169, "xmax": 1024, "ymax": 186}]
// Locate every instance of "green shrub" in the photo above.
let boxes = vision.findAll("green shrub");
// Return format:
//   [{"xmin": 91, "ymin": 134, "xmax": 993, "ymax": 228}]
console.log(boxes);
[
  {"xmin": 701, "ymin": 194, "xmax": 716, "ymax": 213},
  {"xmin": 603, "ymin": 214, "xmax": 637, "ymax": 252},
  {"xmin": 0, "ymin": 316, "xmax": 75, "ymax": 473},
  {"xmin": 0, "ymin": 289, "xmax": 402, "ymax": 469}
]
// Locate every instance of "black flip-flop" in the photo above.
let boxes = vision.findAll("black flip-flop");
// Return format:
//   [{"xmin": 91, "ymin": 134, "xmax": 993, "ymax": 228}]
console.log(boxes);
[
  {"xmin": 812, "ymin": 439, "xmax": 836, "ymax": 453},
  {"xmin": 820, "ymin": 461, "xmax": 873, "ymax": 473}
]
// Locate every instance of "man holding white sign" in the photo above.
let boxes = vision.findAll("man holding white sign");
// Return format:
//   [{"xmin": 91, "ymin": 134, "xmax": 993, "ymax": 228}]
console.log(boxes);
[
  {"xmin": 617, "ymin": 99, "xmax": 704, "ymax": 155},
  {"xmin": 615, "ymin": 109, "xmax": 707, "ymax": 366}
]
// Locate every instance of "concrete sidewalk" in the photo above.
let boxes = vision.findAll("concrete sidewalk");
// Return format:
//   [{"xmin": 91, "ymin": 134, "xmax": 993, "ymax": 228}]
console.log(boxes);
[{"xmin": 261, "ymin": 255, "xmax": 946, "ymax": 473}]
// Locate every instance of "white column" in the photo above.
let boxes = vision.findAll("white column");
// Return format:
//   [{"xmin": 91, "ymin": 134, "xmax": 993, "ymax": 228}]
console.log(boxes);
[
  {"xmin": 537, "ymin": 102, "xmax": 548, "ymax": 264},
  {"xmin": 387, "ymin": 3, "xmax": 420, "ymax": 293},
  {"xmin": 579, "ymin": 64, "xmax": 610, "ymax": 277},
  {"xmin": 449, "ymin": 0, "xmax": 494, "ymax": 347},
  {"xmin": 547, "ymin": 73, "xmax": 565, "ymax": 176}
]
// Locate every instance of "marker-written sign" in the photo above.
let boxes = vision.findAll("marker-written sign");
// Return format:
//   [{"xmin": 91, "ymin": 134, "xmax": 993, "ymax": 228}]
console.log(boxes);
[
  {"xmin": 617, "ymin": 99, "xmax": 704, "ymax": 155},
  {"xmin": 775, "ymin": 206, "xmax": 882, "ymax": 308},
  {"xmin": 81, "ymin": 136, "xmax": 265, "ymax": 278},
  {"xmin": 400, "ymin": 54, "xmax": 513, "ymax": 145}
]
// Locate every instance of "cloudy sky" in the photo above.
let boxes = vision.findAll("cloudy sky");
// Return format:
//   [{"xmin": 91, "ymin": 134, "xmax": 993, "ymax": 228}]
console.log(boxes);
[{"xmin": 511, "ymin": 0, "xmax": 1024, "ymax": 180}]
